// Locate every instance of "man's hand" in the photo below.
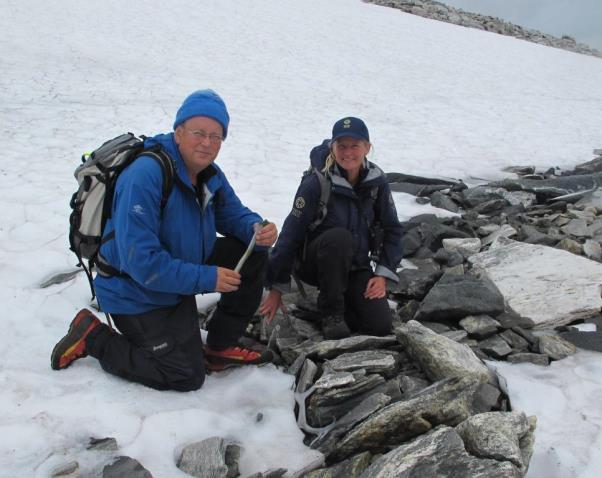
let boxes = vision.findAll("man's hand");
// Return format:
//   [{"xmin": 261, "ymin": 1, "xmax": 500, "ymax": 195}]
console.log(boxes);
[
  {"xmin": 364, "ymin": 276, "xmax": 386, "ymax": 299},
  {"xmin": 255, "ymin": 221, "xmax": 278, "ymax": 247},
  {"xmin": 215, "ymin": 267, "xmax": 241, "ymax": 293},
  {"xmin": 259, "ymin": 289, "xmax": 284, "ymax": 323}
]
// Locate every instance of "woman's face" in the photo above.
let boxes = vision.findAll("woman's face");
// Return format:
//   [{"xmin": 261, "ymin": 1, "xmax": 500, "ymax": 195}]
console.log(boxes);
[{"xmin": 332, "ymin": 137, "xmax": 371, "ymax": 175}]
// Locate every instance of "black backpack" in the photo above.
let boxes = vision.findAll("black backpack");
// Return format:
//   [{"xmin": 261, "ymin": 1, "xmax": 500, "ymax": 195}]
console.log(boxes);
[{"xmin": 69, "ymin": 133, "xmax": 175, "ymax": 298}]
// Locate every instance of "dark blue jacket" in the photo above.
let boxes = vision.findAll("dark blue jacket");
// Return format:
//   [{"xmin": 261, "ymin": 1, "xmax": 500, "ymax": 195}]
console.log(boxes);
[
  {"xmin": 267, "ymin": 140, "xmax": 403, "ymax": 291},
  {"xmin": 94, "ymin": 133, "xmax": 263, "ymax": 314}
]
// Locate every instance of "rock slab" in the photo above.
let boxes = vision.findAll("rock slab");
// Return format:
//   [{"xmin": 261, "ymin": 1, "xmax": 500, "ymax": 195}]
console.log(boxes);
[{"xmin": 469, "ymin": 238, "xmax": 602, "ymax": 328}]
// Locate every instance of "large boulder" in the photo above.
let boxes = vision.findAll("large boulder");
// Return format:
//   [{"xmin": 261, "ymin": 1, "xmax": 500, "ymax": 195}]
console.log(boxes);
[{"xmin": 469, "ymin": 237, "xmax": 602, "ymax": 328}]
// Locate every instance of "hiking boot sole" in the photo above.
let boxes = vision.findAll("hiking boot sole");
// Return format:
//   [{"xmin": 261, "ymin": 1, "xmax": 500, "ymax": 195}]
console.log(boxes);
[
  {"xmin": 204, "ymin": 349, "xmax": 274, "ymax": 367},
  {"xmin": 205, "ymin": 357, "xmax": 273, "ymax": 373}
]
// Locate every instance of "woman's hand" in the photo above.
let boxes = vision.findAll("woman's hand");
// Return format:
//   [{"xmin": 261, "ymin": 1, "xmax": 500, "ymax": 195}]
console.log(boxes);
[
  {"xmin": 255, "ymin": 221, "xmax": 278, "ymax": 247},
  {"xmin": 259, "ymin": 289, "xmax": 284, "ymax": 323},
  {"xmin": 364, "ymin": 276, "xmax": 386, "ymax": 299}
]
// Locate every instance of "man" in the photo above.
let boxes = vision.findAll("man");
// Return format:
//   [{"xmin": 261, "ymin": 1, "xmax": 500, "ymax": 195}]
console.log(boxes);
[{"xmin": 51, "ymin": 89, "xmax": 278, "ymax": 391}]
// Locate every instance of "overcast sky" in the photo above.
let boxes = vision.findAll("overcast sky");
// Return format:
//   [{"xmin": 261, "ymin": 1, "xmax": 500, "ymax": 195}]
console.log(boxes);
[{"xmin": 442, "ymin": 0, "xmax": 602, "ymax": 51}]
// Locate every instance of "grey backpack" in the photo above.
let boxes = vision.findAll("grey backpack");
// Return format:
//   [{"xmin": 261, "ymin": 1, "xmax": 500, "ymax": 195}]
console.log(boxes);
[{"xmin": 69, "ymin": 133, "xmax": 174, "ymax": 297}]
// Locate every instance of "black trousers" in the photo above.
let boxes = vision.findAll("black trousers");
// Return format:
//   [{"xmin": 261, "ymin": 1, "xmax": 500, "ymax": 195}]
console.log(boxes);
[
  {"xmin": 296, "ymin": 227, "xmax": 392, "ymax": 336},
  {"xmin": 88, "ymin": 237, "xmax": 267, "ymax": 391}
]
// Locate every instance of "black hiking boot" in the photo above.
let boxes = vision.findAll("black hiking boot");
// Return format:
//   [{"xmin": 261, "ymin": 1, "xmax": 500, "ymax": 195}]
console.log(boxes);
[{"xmin": 321, "ymin": 314, "xmax": 351, "ymax": 340}]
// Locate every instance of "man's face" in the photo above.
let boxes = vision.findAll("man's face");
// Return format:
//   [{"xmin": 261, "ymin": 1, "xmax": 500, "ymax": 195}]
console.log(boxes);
[{"xmin": 174, "ymin": 116, "xmax": 223, "ymax": 177}]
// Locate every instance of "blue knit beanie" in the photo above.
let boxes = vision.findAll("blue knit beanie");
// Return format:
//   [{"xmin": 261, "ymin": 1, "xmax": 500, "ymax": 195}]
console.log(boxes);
[{"xmin": 173, "ymin": 89, "xmax": 230, "ymax": 139}]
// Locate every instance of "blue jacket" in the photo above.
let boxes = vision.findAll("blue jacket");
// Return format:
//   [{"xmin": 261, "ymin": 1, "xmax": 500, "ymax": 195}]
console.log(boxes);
[
  {"xmin": 267, "ymin": 140, "xmax": 403, "ymax": 291},
  {"xmin": 94, "ymin": 133, "xmax": 262, "ymax": 314}
]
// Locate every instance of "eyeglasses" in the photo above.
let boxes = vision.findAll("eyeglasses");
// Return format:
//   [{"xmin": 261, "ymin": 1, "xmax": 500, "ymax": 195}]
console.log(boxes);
[{"xmin": 184, "ymin": 127, "xmax": 223, "ymax": 145}]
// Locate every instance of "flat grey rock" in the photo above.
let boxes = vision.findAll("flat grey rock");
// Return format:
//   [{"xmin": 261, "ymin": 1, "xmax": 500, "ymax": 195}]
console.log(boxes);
[
  {"xmin": 459, "ymin": 315, "xmax": 501, "ymax": 339},
  {"xmin": 559, "ymin": 330, "xmax": 602, "ymax": 352},
  {"xmin": 280, "ymin": 335, "xmax": 398, "ymax": 364},
  {"xmin": 488, "ymin": 172, "xmax": 602, "ymax": 199},
  {"xmin": 499, "ymin": 329, "xmax": 530, "ymax": 352},
  {"xmin": 103, "ymin": 457, "xmax": 152, "ymax": 478},
  {"xmin": 50, "ymin": 461, "xmax": 78, "ymax": 477},
  {"xmin": 39, "ymin": 269, "xmax": 82, "ymax": 288},
  {"xmin": 415, "ymin": 272, "xmax": 505, "ymax": 322},
  {"xmin": 469, "ymin": 237, "xmax": 602, "ymax": 328},
  {"xmin": 478, "ymin": 335, "xmax": 513, "ymax": 359},
  {"xmin": 506, "ymin": 353, "xmax": 550, "ymax": 366},
  {"xmin": 326, "ymin": 350, "xmax": 400, "ymax": 377}
]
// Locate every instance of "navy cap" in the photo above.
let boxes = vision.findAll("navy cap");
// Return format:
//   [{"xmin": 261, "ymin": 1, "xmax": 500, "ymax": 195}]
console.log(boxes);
[
  {"xmin": 173, "ymin": 89, "xmax": 230, "ymax": 139},
  {"xmin": 331, "ymin": 117, "xmax": 370, "ymax": 143}
]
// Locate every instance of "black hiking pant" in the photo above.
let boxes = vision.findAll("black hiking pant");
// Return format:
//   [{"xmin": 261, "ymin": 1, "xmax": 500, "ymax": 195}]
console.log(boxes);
[
  {"xmin": 295, "ymin": 227, "xmax": 392, "ymax": 336},
  {"xmin": 87, "ymin": 237, "xmax": 267, "ymax": 391}
]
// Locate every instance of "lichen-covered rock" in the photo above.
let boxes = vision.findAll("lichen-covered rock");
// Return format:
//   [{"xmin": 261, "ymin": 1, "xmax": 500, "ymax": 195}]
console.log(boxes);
[
  {"xmin": 358, "ymin": 426, "xmax": 521, "ymax": 478},
  {"xmin": 331, "ymin": 375, "xmax": 481, "ymax": 461},
  {"xmin": 312, "ymin": 393, "xmax": 392, "ymax": 457},
  {"xmin": 177, "ymin": 437, "xmax": 240, "ymax": 478},
  {"xmin": 395, "ymin": 320, "xmax": 491, "ymax": 383},
  {"xmin": 442, "ymin": 237, "xmax": 482, "ymax": 257},
  {"xmin": 456, "ymin": 411, "xmax": 537, "ymax": 474},
  {"xmin": 459, "ymin": 315, "xmax": 501, "ymax": 339},
  {"xmin": 306, "ymin": 452, "xmax": 372, "ymax": 478},
  {"xmin": 506, "ymin": 353, "xmax": 550, "ymax": 366},
  {"xmin": 538, "ymin": 335, "xmax": 577, "ymax": 360}
]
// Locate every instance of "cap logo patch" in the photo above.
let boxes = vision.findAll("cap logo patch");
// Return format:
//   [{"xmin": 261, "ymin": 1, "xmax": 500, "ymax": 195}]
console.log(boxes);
[{"xmin": 343, "ymin": 118, "xmax": 351, "ymax": 129}]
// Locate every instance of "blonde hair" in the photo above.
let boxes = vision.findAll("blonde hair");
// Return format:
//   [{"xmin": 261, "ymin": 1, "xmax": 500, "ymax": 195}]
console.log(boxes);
[{"xmin": 322, "ymin": 152, "xmax": 336, "ymax": 173}]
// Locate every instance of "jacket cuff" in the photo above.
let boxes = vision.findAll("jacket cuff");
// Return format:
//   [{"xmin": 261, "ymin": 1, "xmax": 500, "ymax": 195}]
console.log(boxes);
[
  {"xmin": 375, "ymin": 265, "xmax": 399, "ymax": 283},
  {"xmin": 201, "ymin": 265, "xmax": 218, "ymax": 293},
  {"xmin": 272, "ymin": 281, "xmax": 291, "ymax": 294}
]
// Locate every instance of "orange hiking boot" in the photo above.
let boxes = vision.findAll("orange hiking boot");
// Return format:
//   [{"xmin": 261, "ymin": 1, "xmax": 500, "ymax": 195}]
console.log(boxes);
[
  {"xmin": 204, "ymin": 345, "xmax": 273, "ymax": 371},
  {"xmin": 51, "ymin": 309, "xmax": 101, "ymax": 370}
]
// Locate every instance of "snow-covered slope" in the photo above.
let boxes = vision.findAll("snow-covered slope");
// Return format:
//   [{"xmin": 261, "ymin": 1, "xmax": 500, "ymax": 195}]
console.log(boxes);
[{"xmin": 1, "ymin": 0, "xmax": 601, "ymax": 476}]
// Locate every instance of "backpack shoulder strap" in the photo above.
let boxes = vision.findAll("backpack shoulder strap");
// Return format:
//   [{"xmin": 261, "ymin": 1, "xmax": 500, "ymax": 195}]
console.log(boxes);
[
  {"xmin": 307, "ymin": 167, "xmax": 331, "ymax": 232},
  {"xmin": 140, "ymin": 147, "xmax": 175, "ymax": 209},
  {"xmin": 95, "ymin": 146, "xmax": 175, "ymax": 281}
]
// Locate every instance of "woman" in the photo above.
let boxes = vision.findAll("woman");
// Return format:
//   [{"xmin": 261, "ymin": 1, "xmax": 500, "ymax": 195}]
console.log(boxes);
[{"xmin": 259, "ymin": 117, "xmax": 403, "ymax": 339}]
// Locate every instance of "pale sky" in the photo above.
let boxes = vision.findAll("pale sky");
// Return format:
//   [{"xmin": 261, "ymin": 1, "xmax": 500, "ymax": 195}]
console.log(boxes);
[{"xmin": 442, "ymin": 0, "xmax": 602, "ymax": 51}]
